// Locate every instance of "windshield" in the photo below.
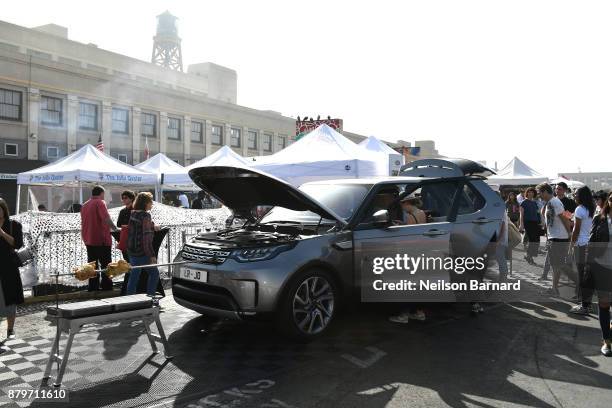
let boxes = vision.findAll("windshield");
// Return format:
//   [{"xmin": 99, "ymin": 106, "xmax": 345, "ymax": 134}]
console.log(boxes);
[{"xmin": 260, "ymin": 183, "xmax": 371, "ymax": 224}]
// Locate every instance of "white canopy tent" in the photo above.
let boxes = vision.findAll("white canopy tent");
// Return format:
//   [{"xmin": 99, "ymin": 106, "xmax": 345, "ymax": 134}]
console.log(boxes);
[
  {"xmin": 252, "ymin": 124, "xmax": 388, "ymax": 186},
  {"xmin": 358, "ymin": 136, "xmax": 405, "ymax": 175},
  {"xmin": 487, "ymin": 156, "xmax": 549, "ymax": 186},
  {"xmin": 163, "ymin": 145, "xmax": 252, "ymax": 186},
  {"xmin": 16, "ymin": 144, "xmax": 157, "ymax": 213},
  {"xmin": 135, "ymin": 153, "xmax": 196, "ymax": 197}
]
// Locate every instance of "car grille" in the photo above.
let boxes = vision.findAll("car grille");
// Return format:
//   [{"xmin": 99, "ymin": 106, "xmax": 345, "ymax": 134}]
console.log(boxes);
[{"xmin": 181, "ymin": 245, "xmax": 231, "ymax": 264}]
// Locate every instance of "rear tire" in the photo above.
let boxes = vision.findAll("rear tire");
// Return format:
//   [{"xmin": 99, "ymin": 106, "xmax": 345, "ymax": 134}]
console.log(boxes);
[{"xmin": 276, "ymin": 269, "xmax": 338, "ymax": 341}]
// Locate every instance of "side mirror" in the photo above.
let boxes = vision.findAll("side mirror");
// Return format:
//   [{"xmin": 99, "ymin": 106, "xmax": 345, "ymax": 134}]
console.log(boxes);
[{"xmin": 372, "ymin": 209, "xmax": 390, "ymax": 225}]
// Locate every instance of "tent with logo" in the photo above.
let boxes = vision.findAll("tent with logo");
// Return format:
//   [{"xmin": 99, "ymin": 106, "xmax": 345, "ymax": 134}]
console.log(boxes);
[
  {"xmin": 487, "ymin": 157, "xmax": 549, "ymax": 186},
  {"xmin": 358, "ymin": 136, "xmax": 405, "ymax": 175},
  {"xmin": 251, "ymin": 124, "xmax": 388, "ymax": 186},
  {"xmin": 16, "ymin": 144, "xmax": 157, "ymax": 212},
  {"xmin": 163, "ymin": 145, "xmax": 252, "ymax": 186}
]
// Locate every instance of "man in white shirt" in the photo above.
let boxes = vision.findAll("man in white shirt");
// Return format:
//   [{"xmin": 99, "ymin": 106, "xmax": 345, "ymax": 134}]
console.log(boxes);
[{"xmin": 536, "ymin": 183, "xmax": 572, "ymax": 296}]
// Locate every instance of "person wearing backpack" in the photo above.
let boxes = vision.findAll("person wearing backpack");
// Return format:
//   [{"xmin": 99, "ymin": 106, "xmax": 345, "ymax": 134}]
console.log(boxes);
[{"xmin": 588, "ymin": 192, "xmax": 612, "ymax": 356}]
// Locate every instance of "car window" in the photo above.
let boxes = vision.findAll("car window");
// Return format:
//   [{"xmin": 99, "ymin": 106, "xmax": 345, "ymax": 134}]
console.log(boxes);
[
  {"xmin": 261, "ymin": 183, "xmax": 371, "ymax": 224},
  {"xmin": 456, "ymin": 183, "xmax": 485, "ymax": 215},
  {"xmin": 359, "ymin": 184, "xmax": 407, "ymax": 225},
  {"xmin": 418, "ymin": 181, "xmax": 460, "ymax": 221}
]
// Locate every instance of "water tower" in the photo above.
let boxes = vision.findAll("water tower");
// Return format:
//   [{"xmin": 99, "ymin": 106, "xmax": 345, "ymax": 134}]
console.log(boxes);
[{"xmin": 151, "ymin": 11, "xmax": 183, "ymax": 71}]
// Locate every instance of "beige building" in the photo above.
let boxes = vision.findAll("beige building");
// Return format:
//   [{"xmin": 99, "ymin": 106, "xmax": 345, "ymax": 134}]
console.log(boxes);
[
  {"xmin": 559, "ymin": 172, "xmax": 612, "ymax": 192},
  {"xmin": 0, "ymin": 20, "xmax": 296, "ymax": 168}
]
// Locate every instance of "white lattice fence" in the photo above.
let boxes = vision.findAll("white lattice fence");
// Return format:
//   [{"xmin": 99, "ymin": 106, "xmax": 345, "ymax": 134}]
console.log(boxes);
[{"xmin": 12, "ymin": 203, "xmax": 231, "ymax": 286}]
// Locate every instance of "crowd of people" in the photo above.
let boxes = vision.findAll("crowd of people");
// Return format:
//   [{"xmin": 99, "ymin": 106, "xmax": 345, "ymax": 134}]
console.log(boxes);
[{"xmin": 504, "ymin": 182, "xmax": 612, "ymax": 356}]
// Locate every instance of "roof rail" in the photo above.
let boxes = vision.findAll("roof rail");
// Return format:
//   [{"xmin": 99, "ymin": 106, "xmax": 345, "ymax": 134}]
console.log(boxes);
[{"xmin": 400, "ymin": 158, "xmax": 496, "ymax": 178}]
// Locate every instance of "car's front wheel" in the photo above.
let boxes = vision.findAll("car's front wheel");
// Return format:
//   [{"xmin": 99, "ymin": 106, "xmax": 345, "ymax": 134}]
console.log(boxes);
[{"xmin": 277, "ymin": 269, "xmax": 337, "ymax": 340}]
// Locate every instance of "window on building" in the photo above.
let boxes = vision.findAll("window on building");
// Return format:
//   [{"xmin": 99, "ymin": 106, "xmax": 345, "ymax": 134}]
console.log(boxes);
[
  {"xmin": 230, "ymin": 128, "xmax": 241, "ymax": 147},
  {"xmin": 211, "ymin": 125, "xmax": 223, "ymax": 145},
  {"xmin": 4, "ymin": 143, "xmax": 18, "ymax": 156},
  {"xmin": 141, "ymin": 113, "xmax": 156, "ymax": 137},
  {"xmin": 247, "ymin": 130, "xmax": 257, "ymax": 150},
  {"xmin": 0, "ymin": 88, "xmax": 21, "ymax": 121},
  {"xmin": 112, "ymin": 107, "xmax": 129, "ymax": 134},
  {"xmin": 47, "ymin": 146, "xmax": 59, "ymax": 159},
  {"xmin": 41, "ymin": 96, "xmax": 62, "ymax": 126},
  {"xmin": 117, "ymin": 154, "xmax": 128, "ymax": 163},
  {"xmin": 278, "ymin": 135, "xmax": 287, "ymax": 150},
  {"xmin": 191, "ymin": 121, "xmax": 203, "ymax": 143},
  {"xmin": 78, "ymin": 102, "xmax": 97, "ymax": 130},
  {"xmin": 167, "ymin": 117, "xmax": 181, "ymax": 140},
  {"xmin": 263, "ymin": 132, "xmax": 273, "ymax": 152}
]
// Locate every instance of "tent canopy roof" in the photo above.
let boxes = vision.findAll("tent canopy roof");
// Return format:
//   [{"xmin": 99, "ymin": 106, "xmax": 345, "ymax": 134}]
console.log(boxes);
[
  {"xmin": 17, "ymin": 144, "xmax": 157, "ymax": 185},
  {"xmin": 358, "ymin": 135, "xmax": 401, "ymax": 156},
  {"xmin": 135, "ymin": 153, "xmax": 186, "ymax": 175},
  {"xmin": 488, "ymin": 156, "xmax": 549, "ymax": 185},
  {"xmin": 163, "ymin": 146, "xmax": 251, "ymax": 186},
  {"xmin": 265, "ymin": 124, "xmax": 377, "ymax": 164},
  {"xmin": 187, "ymin": 146, "xmax": 251, "ymax": 169},
  {"xmin": 251, "ymin": 124, "xmax": 388, "ymax": 186}
]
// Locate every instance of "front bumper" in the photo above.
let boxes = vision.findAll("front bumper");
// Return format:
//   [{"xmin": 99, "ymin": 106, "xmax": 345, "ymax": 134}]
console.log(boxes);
[{"xmin": 171, "ymin": 255, "xmax": 286, "ymax": 319}]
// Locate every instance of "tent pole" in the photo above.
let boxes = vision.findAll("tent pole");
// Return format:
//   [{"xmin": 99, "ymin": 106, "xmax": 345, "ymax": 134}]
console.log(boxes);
[
  {"xmin": 79, "ymin": 183, "xmax": 83, "ymax": 204},
  {"xmin": 26, "ymin": 186, "xmax": 30, "ymax": 212},
  {"xmin": 15, "ymin": 184, "xmax": 21, "ymax": 215}
]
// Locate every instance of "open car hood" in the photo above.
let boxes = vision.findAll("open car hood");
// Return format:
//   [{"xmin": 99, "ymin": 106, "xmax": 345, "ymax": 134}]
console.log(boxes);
[{"xmin": 188, "ymin": 166, "xmax": 347, "ymax": 225}]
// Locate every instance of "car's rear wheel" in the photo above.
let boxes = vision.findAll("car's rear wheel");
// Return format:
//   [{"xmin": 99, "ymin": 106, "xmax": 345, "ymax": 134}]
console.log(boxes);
[{"xmin": 277, "ymin": 269, "xmax": 337, "ymax": 340}]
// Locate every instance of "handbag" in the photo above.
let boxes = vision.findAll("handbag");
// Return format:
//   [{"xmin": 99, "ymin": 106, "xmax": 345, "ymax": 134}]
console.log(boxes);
[
  {"xmin": 508, "ymin": 222, "xmax": 522, "ymax": 249},
  {"xmin": 117, "ymin": 225, "xmax": 129, "ymax": 252},
  {"xmin": 9, "ymin": 221, "xmax": 33, "ymax": 266}
]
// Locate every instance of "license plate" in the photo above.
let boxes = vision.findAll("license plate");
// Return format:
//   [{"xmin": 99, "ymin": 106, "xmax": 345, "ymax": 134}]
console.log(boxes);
[{"xmin": 181, "ymin": 268, "xmax": 207, "ymax": 283}]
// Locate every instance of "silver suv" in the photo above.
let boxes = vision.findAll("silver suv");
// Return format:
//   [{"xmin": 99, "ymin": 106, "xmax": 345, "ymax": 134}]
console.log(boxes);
[{"xmin": 172, "ymin": 159, "xmax": 504, "ymax": 339}]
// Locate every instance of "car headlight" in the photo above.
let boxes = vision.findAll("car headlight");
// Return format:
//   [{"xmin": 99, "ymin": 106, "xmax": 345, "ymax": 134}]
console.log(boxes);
[{"xmin": 231, "ymin": 245, "xmax": 292, "ymax": 262}]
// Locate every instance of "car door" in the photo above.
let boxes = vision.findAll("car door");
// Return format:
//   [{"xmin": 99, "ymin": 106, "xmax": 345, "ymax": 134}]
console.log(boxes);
[
  {"xmin": 353, "ymin": 181, "xmax": 457, "ymax": 303},
  {"xmin": 451, "ymin": 179, "xmax": 503, "ymax": 259}
]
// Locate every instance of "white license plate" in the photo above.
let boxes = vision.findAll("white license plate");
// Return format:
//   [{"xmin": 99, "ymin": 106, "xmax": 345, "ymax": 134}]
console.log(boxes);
[{"xmin": 181, "ymin": 268, "xmax": 207, "ymax": 283}]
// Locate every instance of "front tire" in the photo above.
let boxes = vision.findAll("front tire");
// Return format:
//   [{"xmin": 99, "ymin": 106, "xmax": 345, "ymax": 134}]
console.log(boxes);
[{"xmin": 277, "ymin": 269, "xmax": 338, "ymax": 340}]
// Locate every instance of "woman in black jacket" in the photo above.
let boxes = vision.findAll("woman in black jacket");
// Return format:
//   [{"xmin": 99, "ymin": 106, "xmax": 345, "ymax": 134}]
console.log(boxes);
[
  {"xmin": 589, "ymin": 192, "xmax": 612, "ymax": 356},
  {"xmin": 117, "ymin": 190, "xmax": 135, "ymax": 295},
  {"xmin": 0, "ymin": 198, "xmax": 24, "ymax": 341}
]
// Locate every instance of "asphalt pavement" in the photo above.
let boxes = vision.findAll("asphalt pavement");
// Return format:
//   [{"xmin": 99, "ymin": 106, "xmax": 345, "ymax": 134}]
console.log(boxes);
[{"xmin": 0, "ymin": 248, "xmax": 610, "ymax": 408}]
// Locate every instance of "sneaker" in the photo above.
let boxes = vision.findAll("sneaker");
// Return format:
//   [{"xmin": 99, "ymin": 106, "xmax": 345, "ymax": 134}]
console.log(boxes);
[
  {"xmin": 6, "ymin": 330, "xmax": 15, "ymax": 340},
  {"xmin": 569, "ymin": 305, "xmax": 589, "ymax": 315},
  {"xmin": 601, "ymin": 340, "xmax": 612, "ymax": 357},
  {"xmin": 388, "ymin": 313, "xmax": 410, "ymax": 324},
  {"xmin": 408, "ymin": 310, "xmax": 426, "ymax": 321}
]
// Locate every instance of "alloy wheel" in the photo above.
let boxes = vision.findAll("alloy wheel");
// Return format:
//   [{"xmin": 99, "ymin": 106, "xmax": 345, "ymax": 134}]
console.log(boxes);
[{"xmin": 292, "ymin": 276, "xmax": 335, "ymax": 335}]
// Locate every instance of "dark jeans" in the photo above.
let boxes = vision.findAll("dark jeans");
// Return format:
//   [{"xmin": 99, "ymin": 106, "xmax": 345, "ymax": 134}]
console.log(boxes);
[
  {"xmin": 524, "ymin": 221, "xmax": 540, "ymax": 257},
  {"xmin": 575, "ymin": 245, "xmax": 592, "ymax": 305},
  {"xmin": 86, "ymin": 245, "xmax": 113, "ymax": 291}
]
